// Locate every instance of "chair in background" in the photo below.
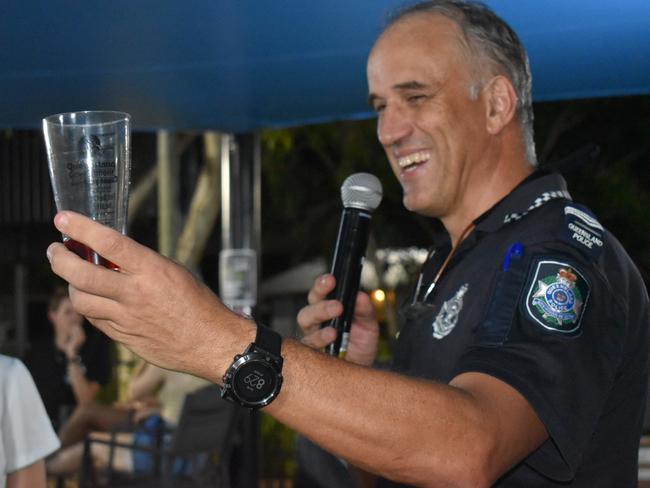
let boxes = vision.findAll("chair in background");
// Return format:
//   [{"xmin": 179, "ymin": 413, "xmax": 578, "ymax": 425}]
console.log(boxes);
[{"xmin": 80, "ymin": 384, "xmax": 241, "ymax": 488}]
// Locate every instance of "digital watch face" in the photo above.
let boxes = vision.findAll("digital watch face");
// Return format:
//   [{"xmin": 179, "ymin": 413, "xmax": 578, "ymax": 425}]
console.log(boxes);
[{"xmin": 233, "ymin": 358, "xmax": 279, "ymax": 405}]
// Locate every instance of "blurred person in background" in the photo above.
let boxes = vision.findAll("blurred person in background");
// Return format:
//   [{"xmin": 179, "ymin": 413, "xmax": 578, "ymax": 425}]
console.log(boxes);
[
  {"xmin": 46, "ymin": 360, "xmax": 210, "ymax": 476},
  {"xmin": 24, "ymin": 286, "xmax": 112, "ymax": 431}
]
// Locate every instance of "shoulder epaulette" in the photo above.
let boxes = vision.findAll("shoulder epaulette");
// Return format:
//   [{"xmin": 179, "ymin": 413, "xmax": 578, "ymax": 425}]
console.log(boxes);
[{"xmin": 561, "ymin": 203, "xmax": 605, "ymax": 259}]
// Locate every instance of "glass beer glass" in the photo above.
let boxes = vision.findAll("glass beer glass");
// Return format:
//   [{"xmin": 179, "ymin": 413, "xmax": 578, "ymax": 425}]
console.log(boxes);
[{"xmin": 43, "ymin": 111, "xmax": 131, "ymax": 270}]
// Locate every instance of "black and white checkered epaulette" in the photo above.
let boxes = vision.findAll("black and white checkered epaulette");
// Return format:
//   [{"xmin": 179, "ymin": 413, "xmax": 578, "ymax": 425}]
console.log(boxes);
[{"xmin": 503, "ymin": 190, "xmax": 572, "ymax": 224}]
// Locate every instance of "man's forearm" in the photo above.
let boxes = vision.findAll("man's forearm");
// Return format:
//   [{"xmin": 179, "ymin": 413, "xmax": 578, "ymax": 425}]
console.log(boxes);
[
  {"xmin": 263, "ymin": 339, "xmax": 498, "ymax": 487},
  {"xmin": 198, "ymin": 318, "xmax": 482, "ymax": 484}
]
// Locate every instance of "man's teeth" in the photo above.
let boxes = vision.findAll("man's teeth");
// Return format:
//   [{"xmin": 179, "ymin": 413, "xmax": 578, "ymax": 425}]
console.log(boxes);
[{"xmin": 398, "ymin": 151, "xmax": 430, "ymax": 168}]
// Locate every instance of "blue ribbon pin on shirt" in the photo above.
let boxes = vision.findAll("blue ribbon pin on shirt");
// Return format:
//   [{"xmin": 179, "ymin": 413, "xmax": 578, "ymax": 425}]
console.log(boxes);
[{"xmin": 502, "ymin": 242, "xmax": 525, "ymax": 271}]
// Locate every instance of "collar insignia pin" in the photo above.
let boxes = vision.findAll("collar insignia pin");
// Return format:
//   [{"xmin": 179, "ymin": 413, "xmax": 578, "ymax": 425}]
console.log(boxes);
[{"xmin": 432, "ymin": 284, "xmax": 468, "ymax": 339}]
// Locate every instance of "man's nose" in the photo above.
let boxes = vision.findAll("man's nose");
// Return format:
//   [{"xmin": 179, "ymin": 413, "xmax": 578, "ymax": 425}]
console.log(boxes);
[{"xmin": 377, "ymin": 105, "xmax": 413, "ymax": 147}]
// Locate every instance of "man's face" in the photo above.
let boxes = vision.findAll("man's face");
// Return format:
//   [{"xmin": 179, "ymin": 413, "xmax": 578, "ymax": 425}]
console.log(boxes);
[
  {"xmin": 49, "ymin": 297, "xmax": 83, "ymax": 335},
  {"xmin": 367, "ymin": 14, "xmax": 491, "ymax": 220}
]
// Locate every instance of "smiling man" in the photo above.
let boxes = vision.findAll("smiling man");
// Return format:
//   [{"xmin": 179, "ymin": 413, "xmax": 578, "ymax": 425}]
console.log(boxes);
[
  {"xmin": 366, "ymin": 9, "xmax": 533, "ymax": 244},
  {"xmin": 47, "ymin": 1, "xmax": 649, "ymax": 487}
]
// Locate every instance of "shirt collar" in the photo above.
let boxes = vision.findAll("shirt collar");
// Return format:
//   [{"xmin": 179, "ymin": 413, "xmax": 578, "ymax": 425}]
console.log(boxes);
[{"xmin": 474, "ymin": 171, "xmax": 572, "ymax": 233}]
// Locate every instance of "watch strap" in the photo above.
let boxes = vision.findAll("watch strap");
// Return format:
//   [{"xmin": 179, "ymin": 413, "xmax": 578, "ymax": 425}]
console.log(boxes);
[
  {"xmin": 220, "ymin": 321, "xmax": 284, "ymax": 409},
  {"xmin": 255, "ymin": 322, "xmax": 282, "ymax": 356}
]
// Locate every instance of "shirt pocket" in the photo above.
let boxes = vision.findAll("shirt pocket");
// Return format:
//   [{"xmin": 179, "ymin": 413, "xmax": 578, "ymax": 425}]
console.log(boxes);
[{"xmin": 476, "ymin": 250, "xmax": 530, "ymax": 345}]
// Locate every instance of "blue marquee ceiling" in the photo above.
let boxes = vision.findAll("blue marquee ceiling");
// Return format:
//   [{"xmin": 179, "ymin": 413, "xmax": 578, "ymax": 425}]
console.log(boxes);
[{"xmin": 1, "ymin": 1, "xmax": 649, "ymax": 133}]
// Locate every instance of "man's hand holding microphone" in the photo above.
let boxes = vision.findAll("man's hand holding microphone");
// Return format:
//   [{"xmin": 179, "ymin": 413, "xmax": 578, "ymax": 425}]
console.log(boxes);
[{"xmin": 298, "ymin": 173, "xmax": 383, "ymax": 366}]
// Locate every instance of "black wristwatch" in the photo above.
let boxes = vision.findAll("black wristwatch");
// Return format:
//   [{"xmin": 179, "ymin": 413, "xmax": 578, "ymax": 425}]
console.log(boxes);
[{"xmin": 221, "ymin": 323, "xmax": 284, "ymax": 409}]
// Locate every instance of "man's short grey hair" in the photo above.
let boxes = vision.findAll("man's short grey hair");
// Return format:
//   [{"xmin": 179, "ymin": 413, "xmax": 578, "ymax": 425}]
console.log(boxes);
[{"xmin": 386, "ymin": 0, "xmax": 538, "ymax": 166}]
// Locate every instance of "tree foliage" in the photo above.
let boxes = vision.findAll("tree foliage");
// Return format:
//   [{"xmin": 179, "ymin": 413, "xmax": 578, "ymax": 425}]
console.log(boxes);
[{"xmin": 260, "ymin": 120, "xmax": 436, "ymax": 278}]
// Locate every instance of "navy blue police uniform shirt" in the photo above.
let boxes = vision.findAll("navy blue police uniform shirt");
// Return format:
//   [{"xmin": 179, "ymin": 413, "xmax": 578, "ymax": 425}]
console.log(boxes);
[{"xmin": 380, "ymin": 172, "xmax": 650, "ymax": 487}]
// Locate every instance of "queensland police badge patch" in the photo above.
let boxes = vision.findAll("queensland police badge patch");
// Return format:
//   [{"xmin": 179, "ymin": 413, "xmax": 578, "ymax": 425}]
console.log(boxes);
[{"xmin": 524, "ymin": 260, "xmax": 590, "ymax": 334}]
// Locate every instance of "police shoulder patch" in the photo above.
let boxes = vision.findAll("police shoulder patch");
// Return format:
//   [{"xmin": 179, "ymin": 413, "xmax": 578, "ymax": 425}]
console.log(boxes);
[
  {"xmin": 562, "ymin": 203, "xmax": 604, "ymax": 259},
  {"xmin": 523, "ymin": 259, "xmax": 590, "ymax": 335}
]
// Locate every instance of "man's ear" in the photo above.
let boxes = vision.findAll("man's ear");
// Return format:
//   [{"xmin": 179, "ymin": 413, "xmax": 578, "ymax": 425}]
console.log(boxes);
[{"xmin": 483, "ymin": 75, "xmax": 518, "ymax": 135}]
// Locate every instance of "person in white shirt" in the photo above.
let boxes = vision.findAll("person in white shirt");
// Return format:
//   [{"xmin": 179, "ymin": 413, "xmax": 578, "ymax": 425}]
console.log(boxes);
[{"xmin": 0, "ymin": 354, "xmax": 60, "ymax": 488}]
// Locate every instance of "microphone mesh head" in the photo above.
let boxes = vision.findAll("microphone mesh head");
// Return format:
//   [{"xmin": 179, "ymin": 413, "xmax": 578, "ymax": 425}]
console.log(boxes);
[{"xmin": 341, "ymin": 173, "xmax": 383, "ymax": 212}]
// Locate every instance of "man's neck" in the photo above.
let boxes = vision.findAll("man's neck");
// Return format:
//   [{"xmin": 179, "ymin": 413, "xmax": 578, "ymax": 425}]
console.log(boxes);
[{"xmin": 443, "ymin": 159, "xmax": 534, "ymax": 247}]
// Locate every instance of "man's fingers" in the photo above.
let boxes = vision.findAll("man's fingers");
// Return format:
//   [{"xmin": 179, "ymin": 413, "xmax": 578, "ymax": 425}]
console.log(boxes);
[
  {"xmin": 48, "ymin": 242, "xmax": 127, "ymax": 300},
  {"xmin": 307, "ymin": 274, "xmax": 336, "ymax": 305},
  {"xmin": 301, "ymin": 326, "xmax": 337, "ymax": 350},
  {"xmin": 67, "ymin": 286, "xmax": 149, "ymax": 344},
  {"xmin": 85, "ymin": 317, "xmax": 141, "ymax": 349},
  {"xmin": 299, "ymin": 274, "xmax": 341, "ymax": 335},
  {"xmin": 67, "ymin": 286, "xmax": 122, "ymax": 322},
  {"xmin": 53, "ymin": 211, "xmax": 152, "ymax": 273},
  {"xmin": 354, "ymin": 292, "xmax": 378, "ymax": 323},
  {"xmin": 297, "ymin": 300, "xmax": 342, "ymax": 335}
]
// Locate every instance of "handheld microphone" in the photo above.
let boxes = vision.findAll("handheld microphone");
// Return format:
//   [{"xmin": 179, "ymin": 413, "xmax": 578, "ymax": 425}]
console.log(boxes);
[{"xmin": 323, "ymin": 173, "xmax": 383, "ymax": 358}]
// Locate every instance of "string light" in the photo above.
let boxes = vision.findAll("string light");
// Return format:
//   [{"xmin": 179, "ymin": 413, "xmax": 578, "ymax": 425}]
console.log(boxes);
[{"xmin": 372, "ymin": 289, "xmax": 386, "ymax": 303}]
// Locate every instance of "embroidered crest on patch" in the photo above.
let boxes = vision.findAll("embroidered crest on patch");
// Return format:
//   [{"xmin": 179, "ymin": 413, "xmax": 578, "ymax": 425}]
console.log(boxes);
[
  {"xmin": 432, "ymin": 284, "xmax": 468, "ymax": 339},
  {"xmin": 525, "ymin": 260, "xmax": 590, "ymax": 334}
]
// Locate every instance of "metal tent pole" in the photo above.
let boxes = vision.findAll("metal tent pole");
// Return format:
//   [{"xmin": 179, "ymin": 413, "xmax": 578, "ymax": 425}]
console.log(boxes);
[{"xmin": 220, "ymin": 132, "xmax": 261, "ymax": 487}]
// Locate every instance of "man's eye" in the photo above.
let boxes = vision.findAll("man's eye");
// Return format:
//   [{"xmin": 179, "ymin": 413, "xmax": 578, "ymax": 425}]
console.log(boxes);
[
  {"xmin": 407, "ymin": 94, "xmax": 427, "ymax": 104},
  {"xmin": 373, "ymin": 103, "xmax": 386, "ymax": 113}
]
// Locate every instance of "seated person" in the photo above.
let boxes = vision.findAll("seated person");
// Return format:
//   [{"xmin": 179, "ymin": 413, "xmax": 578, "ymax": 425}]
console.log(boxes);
[
  {"xmin": 24, "ymin": 286, "xmax": 112, "ymax": 431},
  {"xmin": 1, "ymin": 353, "xmax": 60, "ymax": 488},
  {"xmin": 47, "ymin": 361, "xmax": 210, "ymax": 476}
]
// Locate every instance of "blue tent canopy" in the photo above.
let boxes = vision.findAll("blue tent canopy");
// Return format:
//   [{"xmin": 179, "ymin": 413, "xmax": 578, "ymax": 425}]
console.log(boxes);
[{"xmin": 1, "ymin": 0, "xmax": 649, "ymax": 133}]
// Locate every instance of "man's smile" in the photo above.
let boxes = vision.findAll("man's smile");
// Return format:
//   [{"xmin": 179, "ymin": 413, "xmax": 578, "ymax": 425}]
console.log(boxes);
[{"xmin": 397, "ymin": 150, "xmax": 431, "ymax": 170}]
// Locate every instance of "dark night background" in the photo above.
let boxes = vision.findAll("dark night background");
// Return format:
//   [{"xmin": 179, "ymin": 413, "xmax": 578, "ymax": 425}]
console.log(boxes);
[{"xmin": 0, "ymin": 95, "xmax": 648, "ymax": 344}]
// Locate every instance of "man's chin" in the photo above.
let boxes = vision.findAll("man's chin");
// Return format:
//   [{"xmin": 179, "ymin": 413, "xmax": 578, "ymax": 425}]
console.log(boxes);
[
  {"xmin": 403, "ymin": 195, "xmax": 441, "ymax": 219},
  {"xmin": 403, "ymin": 196, "xmax": 426, "ymax": 215}
]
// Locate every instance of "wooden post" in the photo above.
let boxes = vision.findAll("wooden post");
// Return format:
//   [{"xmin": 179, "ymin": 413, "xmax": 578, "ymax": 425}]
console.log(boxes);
[
  {"xmin": 157, "ymin": 130, "xmax": 179, "ymax": 257},
  {"xmin": 175, "ymin": 132, "xmax": 221, "ymax": 270}
]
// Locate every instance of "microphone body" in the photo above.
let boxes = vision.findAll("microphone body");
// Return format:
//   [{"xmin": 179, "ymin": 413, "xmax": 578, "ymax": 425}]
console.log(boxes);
[
  {"xmin": 323, "ymin": 173, "xmax": 382, "ymax": 358},
  {"xmin": 325, "ymin": 207, "xmax": 372, "ymax": 357}
]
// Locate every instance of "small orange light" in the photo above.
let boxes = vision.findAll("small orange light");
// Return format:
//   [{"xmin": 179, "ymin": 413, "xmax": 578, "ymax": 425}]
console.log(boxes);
[{"xmin": 372, "ymin": 289, "xmax": 386, "ymax": 303}]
